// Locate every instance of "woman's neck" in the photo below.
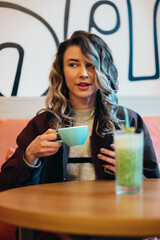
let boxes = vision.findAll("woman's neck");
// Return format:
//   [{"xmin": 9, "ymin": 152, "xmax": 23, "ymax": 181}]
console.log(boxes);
[{"xmin": 70, "ymin": 96, "xmax": 96, "ymax": 110}]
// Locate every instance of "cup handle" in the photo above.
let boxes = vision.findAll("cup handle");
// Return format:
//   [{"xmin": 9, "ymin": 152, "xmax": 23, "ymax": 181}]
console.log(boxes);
[{"xmin": 54, "ymin": 132, "xmax": 63, "ymax": 143}]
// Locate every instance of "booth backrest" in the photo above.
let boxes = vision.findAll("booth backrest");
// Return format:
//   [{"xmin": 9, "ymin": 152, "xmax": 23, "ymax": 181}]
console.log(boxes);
[
  {"xmin": 0, "ymin": 119, "xmax": 30, "ymax": 168},
  {"xmin": 142, "ymin": 116, "xmax": 160, "ymax": 166},
  {"xmin": 0, "ymin": 119, "xmax": 30, "ymax": 239}
]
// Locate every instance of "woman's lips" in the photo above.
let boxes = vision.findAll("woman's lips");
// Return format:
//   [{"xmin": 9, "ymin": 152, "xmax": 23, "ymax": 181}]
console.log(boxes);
[{"xmin": 76, "ymin": 82, "xmax": 91, "ymax": 90}]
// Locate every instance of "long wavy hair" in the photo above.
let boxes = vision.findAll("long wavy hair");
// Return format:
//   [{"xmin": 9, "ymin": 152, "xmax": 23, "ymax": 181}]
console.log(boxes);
[{"xmin": 43, "ymin": 30, "xmax": 122, "ymax": 136}]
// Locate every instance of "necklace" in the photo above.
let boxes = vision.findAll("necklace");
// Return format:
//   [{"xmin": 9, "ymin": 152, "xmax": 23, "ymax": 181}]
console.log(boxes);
[{"xmin": 74, "ymin": 109, "xmax": 95, "ymax": 124}]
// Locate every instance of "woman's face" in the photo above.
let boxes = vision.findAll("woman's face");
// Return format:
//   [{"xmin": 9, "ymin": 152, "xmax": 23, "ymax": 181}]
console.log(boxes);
[{"xmin": 63, "ymin": 45, "xmax": 97, "ymax": 109}]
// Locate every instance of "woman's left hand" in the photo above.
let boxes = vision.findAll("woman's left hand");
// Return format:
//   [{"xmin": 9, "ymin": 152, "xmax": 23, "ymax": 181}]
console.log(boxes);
[{"xmin": 97, "ymin": 145, "xmax": 116, "ymax": 174}]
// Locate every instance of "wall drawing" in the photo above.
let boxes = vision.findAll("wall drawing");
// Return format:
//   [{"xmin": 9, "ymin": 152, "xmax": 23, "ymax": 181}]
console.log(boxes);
[{"xmin": 0, "ymin": 0, "xmax": 159, "ymax": 97}]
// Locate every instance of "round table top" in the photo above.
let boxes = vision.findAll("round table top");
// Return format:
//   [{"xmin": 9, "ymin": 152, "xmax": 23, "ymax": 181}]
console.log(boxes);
[{"xmin": 0, "ymin": 179, "xmax": 160, "ymax": 237}]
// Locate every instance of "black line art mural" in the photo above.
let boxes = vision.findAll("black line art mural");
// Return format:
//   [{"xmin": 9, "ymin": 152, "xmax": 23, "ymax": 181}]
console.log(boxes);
[
  {"xmin": 0, "ymin": 43, "xmax": 24, "ymax": 96},
  {"xmin": 0, "ymin": 0, "xmax": 159, "ymax": 97},
  {"xmin": 0, "ymin": 2, "xmax": 59, "ymax": 45},
  {"xmin": 127, "ymin": 0, "xmax": 160, "ymax": 81},
  {"xmin": 89, "ymin": 1, "xmax": 120, "ymax": 34},
  {"xmin": 0, "ymin": 1, "xmax": 59, "ymax": 96},
  {"xmin": 64, "ymin": 0, "xmax": 70, "ymax": 40}
]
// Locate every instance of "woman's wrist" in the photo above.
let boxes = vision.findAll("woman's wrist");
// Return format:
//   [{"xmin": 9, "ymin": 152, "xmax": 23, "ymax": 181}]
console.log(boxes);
[
  {"xmin": 23, "ymin": 148, "xmax": 40, "ymax": 167},
  {"xmin": 24, "ymin": 147, "xmax": 37, "ymax": 165},
  {"xmin": 23, "ymin": 154, "xmax": 41, "ymax": 168}
]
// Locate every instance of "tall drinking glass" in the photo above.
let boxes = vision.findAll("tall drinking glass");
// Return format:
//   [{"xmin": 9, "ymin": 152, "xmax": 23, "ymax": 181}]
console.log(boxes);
[{"xmin": 114, "ymin": 130, "xmax": 144, "ymax": 194}]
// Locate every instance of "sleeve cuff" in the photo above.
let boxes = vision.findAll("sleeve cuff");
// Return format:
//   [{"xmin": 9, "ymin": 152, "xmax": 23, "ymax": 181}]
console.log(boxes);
[{"xmin": 23, "ymin": 154, "xmax": 42, "ymax": 168}]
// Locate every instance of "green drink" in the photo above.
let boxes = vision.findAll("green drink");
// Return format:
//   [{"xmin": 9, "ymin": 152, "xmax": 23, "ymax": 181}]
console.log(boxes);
[{"xmin": 114, "ymin": 130, "xmax": 143, "ymax": 194}]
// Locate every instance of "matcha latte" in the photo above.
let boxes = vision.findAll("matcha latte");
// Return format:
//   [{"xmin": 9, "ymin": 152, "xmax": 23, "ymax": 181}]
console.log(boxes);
[{"xmin": 114, "ymin": 130, "xmax": 144, "ymax": 194}]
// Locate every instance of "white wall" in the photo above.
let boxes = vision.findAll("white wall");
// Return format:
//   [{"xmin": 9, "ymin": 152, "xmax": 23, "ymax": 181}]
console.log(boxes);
[
  {"xmin": 0, "ymin": 96, "xmax": 159, "ymax": 118},
  {"xmin": 0, "ymin": 0, "xmax": 160, "ymax": 97}
]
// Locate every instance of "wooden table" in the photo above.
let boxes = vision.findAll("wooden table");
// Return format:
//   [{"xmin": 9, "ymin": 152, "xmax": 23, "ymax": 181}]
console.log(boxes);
[{"xmin": 0, "ymin": 179, "xmax": 160, "ymax": 239}]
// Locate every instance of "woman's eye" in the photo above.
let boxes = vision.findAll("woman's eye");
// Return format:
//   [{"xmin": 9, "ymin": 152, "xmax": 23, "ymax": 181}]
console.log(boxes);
[
  {"xmin": 69, "ymin": 63, "xmax": 77, "ymax": 67},
  {"xmin": 87, "ymin": 63, "xmax": 94, "ymax": 68}
]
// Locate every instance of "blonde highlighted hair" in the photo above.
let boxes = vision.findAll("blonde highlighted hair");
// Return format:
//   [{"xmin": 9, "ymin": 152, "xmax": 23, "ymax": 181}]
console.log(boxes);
[{"xmin": 43, "ymin": 30, "xmax": 121, "ymax": 136}]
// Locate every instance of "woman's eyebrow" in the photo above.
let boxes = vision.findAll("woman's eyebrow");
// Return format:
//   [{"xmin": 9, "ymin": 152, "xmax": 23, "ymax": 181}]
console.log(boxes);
[{"xmin": 67, "ymin": 58, "xmax": 79, "ymax": 62}]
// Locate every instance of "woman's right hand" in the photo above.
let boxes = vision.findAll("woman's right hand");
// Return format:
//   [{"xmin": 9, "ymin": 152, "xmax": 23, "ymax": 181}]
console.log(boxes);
[{"xmin": 24, "ymin": 129, "xmax": 62, "ymax": 166}]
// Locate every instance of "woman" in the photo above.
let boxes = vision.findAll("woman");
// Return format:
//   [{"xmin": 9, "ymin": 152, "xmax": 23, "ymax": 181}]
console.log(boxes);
[{"xmin": 0, "ymin": 30, "xmax": 159, "ymax": 191}]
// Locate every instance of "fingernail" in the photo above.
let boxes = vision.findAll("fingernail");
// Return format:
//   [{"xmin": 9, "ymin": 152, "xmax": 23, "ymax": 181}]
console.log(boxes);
[
  {"xmin": 97, "ymin": 154, "xmax": 102, "ymax": 158},
  {"xmin": 100, "ymin": 148, "xmax": 105, "ymax": 152}
]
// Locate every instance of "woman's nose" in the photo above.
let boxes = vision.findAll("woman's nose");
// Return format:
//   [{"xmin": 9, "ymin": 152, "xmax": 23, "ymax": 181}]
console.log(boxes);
[{"xmin": 79, "ymin": 66, "xmax": 89, "ymax": 79}]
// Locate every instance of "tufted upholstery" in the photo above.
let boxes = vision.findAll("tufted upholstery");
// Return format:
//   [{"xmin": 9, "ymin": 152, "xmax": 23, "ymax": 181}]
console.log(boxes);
[
  {"xmin": 0, "ymin": 119, "xmax": 29, "ymax": 240},
  {"xmin": 142, "ymin": 116, "xmax": 160, "ymax": 168}
]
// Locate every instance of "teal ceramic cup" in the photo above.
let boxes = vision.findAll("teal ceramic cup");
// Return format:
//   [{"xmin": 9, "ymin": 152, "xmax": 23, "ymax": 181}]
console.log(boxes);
[{"xmin": 56, "ymin": 125, "xmax": 89, "ymax": 147}]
